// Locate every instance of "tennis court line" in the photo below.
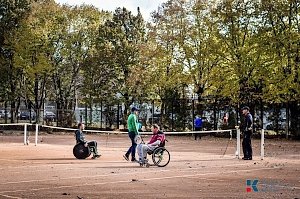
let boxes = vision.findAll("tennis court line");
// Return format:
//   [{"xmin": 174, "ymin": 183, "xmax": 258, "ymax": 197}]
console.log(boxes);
[
  {"xmin": 0, "ymin": 194, "xmax": 22, "ymax": 199},
  {"xmin": 0, "ymin": 155, "xmax": 240, "ymax": 170},
  {"xmin": 0, "ymin": 167, "xmax": 284, "ymax": 194},
  {"xmin": 0, "ymin": 162, "xmax": 251, "ymax": 185}
]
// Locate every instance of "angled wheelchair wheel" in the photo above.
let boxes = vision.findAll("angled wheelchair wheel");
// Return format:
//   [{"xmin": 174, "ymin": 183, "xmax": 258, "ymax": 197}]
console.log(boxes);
[
  {"xmin": 152, "ymin": 147, "xmax": 170, "ymax": 167},
  {"xmin": 73, "ymin": 143, "xmax": 91, "ymax": 159}
]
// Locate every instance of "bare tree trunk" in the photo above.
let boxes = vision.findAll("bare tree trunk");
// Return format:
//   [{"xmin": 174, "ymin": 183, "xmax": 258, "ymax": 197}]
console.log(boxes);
[
  {"xmin": 286, "ymin": 102, "xmax": 290, "ymax": 139},
  {"xmin": 290, "ymin": 101, "xmax": 300, "ymax": 138}
]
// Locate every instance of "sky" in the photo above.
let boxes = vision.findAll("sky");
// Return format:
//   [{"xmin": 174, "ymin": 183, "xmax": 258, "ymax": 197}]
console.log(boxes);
[{"xmin": 54, "ymin": 0, "xmax": 167, "ymax": 21}]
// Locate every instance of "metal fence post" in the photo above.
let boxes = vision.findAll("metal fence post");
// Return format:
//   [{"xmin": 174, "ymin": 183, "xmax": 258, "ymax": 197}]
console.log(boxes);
[
  {"xmin": 35, "ymin": 124, "xmax": 38, "ymax": 146},
  {"xmin": 235, "ymin": 126, "xmax": 240, "ymax": 159},
  {"xmin": 24, "ymin": 123, "xmax": 27, "ymax": 145},
  {"xmin": 261, "ymin": 129, "xmax": 264, "ymax": 160}
]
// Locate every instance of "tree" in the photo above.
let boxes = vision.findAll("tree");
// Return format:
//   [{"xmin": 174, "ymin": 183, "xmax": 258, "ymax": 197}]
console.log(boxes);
[
  {"xmin": 13, "ymin": 0, "xmax": 60, "ymax": 122},
  {"xmin": 147, "ymin": 0, "xmax": 225, "ymax": 130},
  {"xmin": 47, "ymin": 4, "xmax": 108, "ymax": 126},
  {"xmin": 0, "ymin": 0, "xmax": 31, "ymax": 122},
  {"xmin": 96, "ymin": 7, "xmax": 147, "ymax": 126},
  {"xmin": 258, "ymin": 0, "xmax": 300, "ymax": 135},
  {"xmin": 211, "ymin": 0, "xmax": 264, "ymax": 105},
  {"xmin": 0, "ymin": 0, "xmax": 31, "ymax": 51}
]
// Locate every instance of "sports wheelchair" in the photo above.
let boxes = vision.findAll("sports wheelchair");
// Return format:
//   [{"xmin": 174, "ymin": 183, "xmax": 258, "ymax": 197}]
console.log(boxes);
[
  {"xmin": 136, "ymin": 136, "xmax": 170, "ymax": 167},
  {"xmin": 73, "ymin": 142, "xmax": 92, "ymax": 159}
]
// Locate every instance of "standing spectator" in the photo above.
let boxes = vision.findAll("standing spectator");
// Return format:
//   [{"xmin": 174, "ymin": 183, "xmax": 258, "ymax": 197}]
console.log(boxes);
[
  {"xmin": 241, "ymin": 106, "xmax": 253, "ymax": 160},
  {"xmin": 123, "ymin": 107, "xmax": 139, "ymax": 162},
  {"xmin": 223, "ymin": 113, "xmax": 229, "ymax": 126},
  {"xmin": 194, "ymin": 115, "xmax": 203, "ymax": 140}
]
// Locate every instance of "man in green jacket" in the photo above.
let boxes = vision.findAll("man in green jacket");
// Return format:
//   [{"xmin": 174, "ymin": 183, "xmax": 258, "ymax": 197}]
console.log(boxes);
[{"xmin": 123, "ymin": 107, "xmax": 139, "ymax": 162}]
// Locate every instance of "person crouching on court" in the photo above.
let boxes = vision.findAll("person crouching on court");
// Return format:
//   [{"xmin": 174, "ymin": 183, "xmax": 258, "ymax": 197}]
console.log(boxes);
[
  {"xmin": 137, "ymin": 124, "xmax": 165, "ymax": 164},
  {"xmin": 75, "ymin": 123, "xmax": 101, "ymax": 159}
]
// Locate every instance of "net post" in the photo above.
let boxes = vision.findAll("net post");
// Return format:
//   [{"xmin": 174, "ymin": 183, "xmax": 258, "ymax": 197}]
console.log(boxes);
[
  {"xmin": 230, "ymin": 130, "xmax": 232, "ymax": 140},
  {"xmin": 35, "ymin": 124, "xmax": 38, "ymax": 146},
  {"xmin": 261, "ymin": 129, "xmax": 264, "ymax": 160},
  {"xmin": 235, "ymin": 126, "xmax": 240, "ymax": 159},
  {"xmin": 24, "ymin": 123, "xmax": 27, "ymax": 145}
]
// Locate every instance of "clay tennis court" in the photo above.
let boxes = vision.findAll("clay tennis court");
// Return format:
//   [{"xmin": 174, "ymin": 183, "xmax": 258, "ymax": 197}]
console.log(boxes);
[{"xmin": 0, "ymin": 133, "xmax": 299, "ymax": 199}]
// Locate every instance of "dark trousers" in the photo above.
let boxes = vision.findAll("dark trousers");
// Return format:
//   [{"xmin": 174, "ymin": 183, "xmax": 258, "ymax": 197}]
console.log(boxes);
[
  {"xmin": 125, "ymin": 131, "xmax": 137, "ymax": 160},
  {"xmin": 194, "ymin": 127, "xmax": 202, "ymax": 140},
  {"xmin": 242, "ymin": 132, "xmax": 252, "ymax": 158},
  {"xmin": 87, "ymin": 140, "xmax": 99, "ymax": 155}
]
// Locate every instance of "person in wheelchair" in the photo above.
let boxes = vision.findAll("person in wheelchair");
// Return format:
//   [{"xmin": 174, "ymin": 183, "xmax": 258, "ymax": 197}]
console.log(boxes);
[
  {"xmin": 75, "ymin": 123, "xmax": 101, "ymax": 159},
  {"xmin": 137, "ymin": 124, "xmax": 165, "ymax": 164}
]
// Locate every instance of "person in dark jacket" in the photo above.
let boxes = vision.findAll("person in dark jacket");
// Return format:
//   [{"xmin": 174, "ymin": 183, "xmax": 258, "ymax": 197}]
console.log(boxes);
[
  {"xmin": 75, "ymin": 123, "xmax": 100, "ymax": 159},
  {"xmin": 241, "ymin": 106, "xmax": 253, "ymax": 160}
]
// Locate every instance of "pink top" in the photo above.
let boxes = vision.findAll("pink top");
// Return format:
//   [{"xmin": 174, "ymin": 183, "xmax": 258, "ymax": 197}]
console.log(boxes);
[{"xmin": 148, "ymin": 131, "xmax": 165, "ymax": 145}]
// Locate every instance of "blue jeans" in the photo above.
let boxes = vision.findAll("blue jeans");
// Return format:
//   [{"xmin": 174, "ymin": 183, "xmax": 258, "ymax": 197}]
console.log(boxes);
[{"xmin": 125, "ymin": 131, "xmax": 137, "ymax": 160}]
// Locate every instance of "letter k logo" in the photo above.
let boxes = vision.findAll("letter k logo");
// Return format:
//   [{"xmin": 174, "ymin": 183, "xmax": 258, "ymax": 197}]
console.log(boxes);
[{"xmin": 246, "ymin": 179, "xmax": 258, "ymax": 192}]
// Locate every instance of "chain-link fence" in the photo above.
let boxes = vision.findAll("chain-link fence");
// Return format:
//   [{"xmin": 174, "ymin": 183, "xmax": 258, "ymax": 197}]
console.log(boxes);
[{"xmin": 1, "ymin": 99, "xmax": 297, "ymax": 137}]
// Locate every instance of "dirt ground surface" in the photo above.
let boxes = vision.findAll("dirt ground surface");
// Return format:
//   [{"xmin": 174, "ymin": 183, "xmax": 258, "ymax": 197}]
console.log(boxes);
[{"xmin": 0, "ymin": 133, "xmax": 299, "ymax": 199}]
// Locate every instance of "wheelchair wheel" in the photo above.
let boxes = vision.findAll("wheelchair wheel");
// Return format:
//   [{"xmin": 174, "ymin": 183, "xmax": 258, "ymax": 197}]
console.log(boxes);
[
  {"xmin": 134, "ymin": 135, "xmax": 142, "ymax": 144},
  {"xmin": 152, "ymin": 147, "xmax": 170, "ymax": 167},
  {"xmin": 73, "ymin": 143, "xmax": 91, "ymax": 159}
]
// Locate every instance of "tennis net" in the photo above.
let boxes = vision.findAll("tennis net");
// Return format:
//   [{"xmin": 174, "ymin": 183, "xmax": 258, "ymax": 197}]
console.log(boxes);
[{"xmin": 0, "ymin": 123, "xmax": 265, "ymax": 159}]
